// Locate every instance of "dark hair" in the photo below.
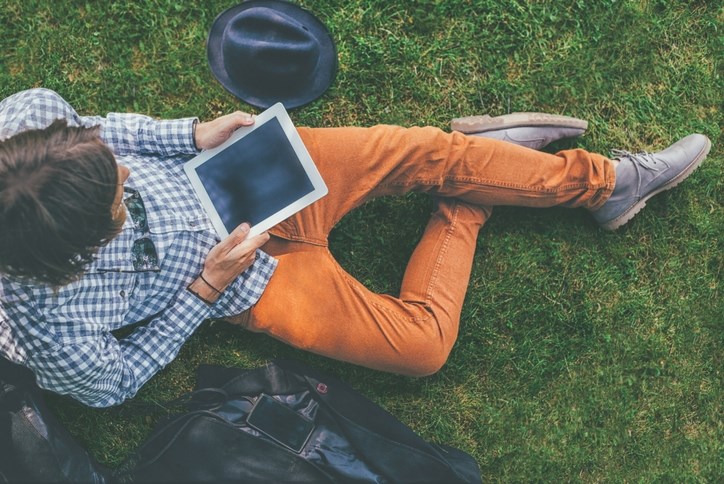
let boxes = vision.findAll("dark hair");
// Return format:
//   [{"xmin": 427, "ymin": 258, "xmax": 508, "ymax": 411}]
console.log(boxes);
[{"xmin": 0, "ymin": 119, "xmax": 121, "ymax": 286}]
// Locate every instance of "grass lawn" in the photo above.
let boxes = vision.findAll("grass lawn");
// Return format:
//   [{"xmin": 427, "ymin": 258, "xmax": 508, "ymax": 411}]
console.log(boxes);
[{"xmin": 1, "ymin": 0, "xmax": 721, "ymax": 481}]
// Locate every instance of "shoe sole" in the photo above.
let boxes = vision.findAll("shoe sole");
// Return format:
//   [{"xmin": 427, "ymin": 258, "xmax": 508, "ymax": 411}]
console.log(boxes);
[
  {"xmin": 601, "ymin": 137, "xmax": 712, "ymax": 231},
  {"xmin": 451, "ymin": 112, "xmax": 588, "ymax": 134}
]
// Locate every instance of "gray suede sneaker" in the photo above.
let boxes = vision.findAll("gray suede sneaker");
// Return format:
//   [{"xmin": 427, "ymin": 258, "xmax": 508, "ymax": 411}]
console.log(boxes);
[
  {"xmin": 451, "ymin": 112, "xmax": 588, "ymax": 150},
  {"xmin": 593, "ymin": 134, "xmax": 711, "ymax": 230}
]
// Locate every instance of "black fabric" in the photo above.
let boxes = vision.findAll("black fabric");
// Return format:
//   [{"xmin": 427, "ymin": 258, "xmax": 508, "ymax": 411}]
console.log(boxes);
[
  {"xmin": 121, "ymin": 359, "xmax": 482, "ymax": 483},
  {"xmin": 207, "ymin": 0, "xmax": 337, "ymax": 109},
  {"xmin": 0, "ymin": 357, "xmax": 111, "ymax": 483}
]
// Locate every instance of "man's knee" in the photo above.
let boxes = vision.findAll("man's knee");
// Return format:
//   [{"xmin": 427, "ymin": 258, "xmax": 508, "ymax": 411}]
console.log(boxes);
[{"xmin": 393, "ymin": 338, "xmax": 455, "ymax": 377}]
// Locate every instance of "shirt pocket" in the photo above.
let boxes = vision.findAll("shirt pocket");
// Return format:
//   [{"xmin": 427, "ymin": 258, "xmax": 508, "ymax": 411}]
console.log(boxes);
[{"xmin": 148, "ymin": 212, "xmax": 211, "ymax": 234}]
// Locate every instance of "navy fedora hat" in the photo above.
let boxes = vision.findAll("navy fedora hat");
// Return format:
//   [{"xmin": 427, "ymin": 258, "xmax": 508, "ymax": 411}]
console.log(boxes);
[{"xmin": 207, "ymin": 0, "xmax": 337, "ymax": 109}]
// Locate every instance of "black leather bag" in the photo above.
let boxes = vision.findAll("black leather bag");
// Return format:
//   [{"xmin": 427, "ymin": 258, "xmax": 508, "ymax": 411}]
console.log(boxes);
[
  {"xmin": 0, "ymin": 357, "xmax": 111, "ymax": 483},
  {"xmin": 119, "ymin": 359, "xmax": 482, "ymax": 483}
]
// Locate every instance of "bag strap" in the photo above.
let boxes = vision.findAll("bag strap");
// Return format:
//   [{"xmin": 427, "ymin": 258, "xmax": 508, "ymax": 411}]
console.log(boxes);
[
  {"xmin": 119, "ymin": 387, "xmax": 258, "ymax": 416},
  {"xmin": 163, "ymin": 388, "xmax": 231, "ymax": 411}
]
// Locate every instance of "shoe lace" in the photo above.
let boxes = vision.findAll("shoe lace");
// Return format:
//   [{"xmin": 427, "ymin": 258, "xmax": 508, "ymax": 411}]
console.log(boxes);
[{"xmin": 610, "ymin": 149, "xmax": 660, "ymax": 169}]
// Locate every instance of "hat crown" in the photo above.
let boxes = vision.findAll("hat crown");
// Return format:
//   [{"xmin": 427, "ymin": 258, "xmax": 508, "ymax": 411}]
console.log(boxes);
[
  {"xmin": 222, "ymin": 8, "xmax": 320, "ymax": 93},
  {"xmin": 207, "ymin": 0, "xmax": 337, "ymax": 109}
]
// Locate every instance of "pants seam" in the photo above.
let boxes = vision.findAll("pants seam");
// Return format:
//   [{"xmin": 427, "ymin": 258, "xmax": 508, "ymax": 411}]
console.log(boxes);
[
  {"xmin": 385, "ymin": 177, "xmax": 608, "ymax": 193},
  {"xmin": 426, "ymin": 203, "xmax": 457, "ymax": 304}
]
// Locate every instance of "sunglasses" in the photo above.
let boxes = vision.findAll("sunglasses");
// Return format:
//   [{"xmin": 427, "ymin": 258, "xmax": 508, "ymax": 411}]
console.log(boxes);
[{"xmin": 123, "ymin": 187, "xmax": 161, "ymax": 272}]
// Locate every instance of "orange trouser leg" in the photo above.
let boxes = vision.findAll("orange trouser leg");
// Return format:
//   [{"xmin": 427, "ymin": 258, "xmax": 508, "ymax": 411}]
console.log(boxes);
[
  {"xmin": 229, "ymin": 125, "xmax": 615, "ymax": 375},
  {"xmin": 249, "ymin": 200, "xmax": 490, "ymax": 376}
]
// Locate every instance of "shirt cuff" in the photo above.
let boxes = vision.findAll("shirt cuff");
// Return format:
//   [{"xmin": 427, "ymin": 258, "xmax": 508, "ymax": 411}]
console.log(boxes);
[
  {"xmin": 155, "ymin": 117, "xmax": 199, "ymax": 155},
  {"xmin": 210, "ymin": 250, "xmax": 278, "ymax": 319}
]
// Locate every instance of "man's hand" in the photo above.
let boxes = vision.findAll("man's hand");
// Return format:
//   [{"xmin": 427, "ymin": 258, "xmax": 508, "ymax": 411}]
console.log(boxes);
[
  {"xmin": 194, "ymin": 111, "xmax": 255, "ymax": 150},
  {"xmin": 187, "ymin": 223, "xmax": 270, "ymax": 304}
]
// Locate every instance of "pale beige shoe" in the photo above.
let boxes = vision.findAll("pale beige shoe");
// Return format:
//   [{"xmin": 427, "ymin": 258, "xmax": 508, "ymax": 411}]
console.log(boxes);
[{"xmin": 451, "ymin": 112, "xmax": 588, "ymax": 150}]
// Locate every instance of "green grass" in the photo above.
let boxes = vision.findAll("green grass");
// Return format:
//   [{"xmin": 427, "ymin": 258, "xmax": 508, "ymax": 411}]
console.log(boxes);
[{"xmin": 1, "ymin": 0, "xmax": 722, "ymax": 481}]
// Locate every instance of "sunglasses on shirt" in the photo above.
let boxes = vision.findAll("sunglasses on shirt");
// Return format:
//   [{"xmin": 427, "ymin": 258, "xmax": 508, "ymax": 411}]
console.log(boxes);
[{"xmin": 123, "ymin": 187, "xmax": 161, "ymax": 272}]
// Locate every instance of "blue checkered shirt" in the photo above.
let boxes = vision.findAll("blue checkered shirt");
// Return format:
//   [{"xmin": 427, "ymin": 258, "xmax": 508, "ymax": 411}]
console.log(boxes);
[{"xmin": 0, "ymin": 89, "xmax": 277, "ymax": 407}]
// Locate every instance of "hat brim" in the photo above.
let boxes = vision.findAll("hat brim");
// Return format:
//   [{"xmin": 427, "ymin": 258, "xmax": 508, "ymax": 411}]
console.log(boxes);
[{"xmin": 207, "ymin": 0, "xmax": 337, "ymax": 110}]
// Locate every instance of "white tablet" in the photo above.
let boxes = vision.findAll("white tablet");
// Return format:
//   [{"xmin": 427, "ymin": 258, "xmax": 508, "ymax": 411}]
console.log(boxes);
[{"xmin": 183, "ymin": 103, "xmax": 327, "ymax": 238}]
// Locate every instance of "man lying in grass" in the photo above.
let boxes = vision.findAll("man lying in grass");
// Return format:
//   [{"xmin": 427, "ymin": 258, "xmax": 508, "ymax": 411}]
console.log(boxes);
[{"xmin": 0, "ymin": 87, "xmax": 710, "ymax": 407}]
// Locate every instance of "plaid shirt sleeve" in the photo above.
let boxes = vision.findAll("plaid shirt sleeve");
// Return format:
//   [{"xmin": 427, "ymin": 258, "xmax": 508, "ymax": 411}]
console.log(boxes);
[
  {"xmin": 25, "ymin": 289, "xmax": 213, "ymax": 408},
  {"xmin": 80, "ymin": 113, "xmax": 198, "ymax": 156},
  {"xmin": 0, "ymin": 88, "xmax": 198, "ymax": 156}
]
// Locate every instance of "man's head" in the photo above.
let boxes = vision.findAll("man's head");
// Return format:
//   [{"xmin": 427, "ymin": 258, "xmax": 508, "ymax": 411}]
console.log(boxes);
[{"xmin": 0, "ymin": 120, "xmax": 122, "ymax": 286}]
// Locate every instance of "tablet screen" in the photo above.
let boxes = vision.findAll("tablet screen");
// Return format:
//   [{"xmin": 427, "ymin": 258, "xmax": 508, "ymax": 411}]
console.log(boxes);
[{"xmin": 194, "ymin": 117, "xmax": 315, "ymax": 233}]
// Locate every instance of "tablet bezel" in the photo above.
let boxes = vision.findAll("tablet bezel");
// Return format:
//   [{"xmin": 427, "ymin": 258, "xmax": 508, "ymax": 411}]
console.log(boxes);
[{"xmin": 183, "ymin": 103, "xmax": 327, "ymax": 238}]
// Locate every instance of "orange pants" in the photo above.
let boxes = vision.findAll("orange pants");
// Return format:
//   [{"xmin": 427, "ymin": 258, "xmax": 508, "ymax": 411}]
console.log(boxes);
[{"xmin": 228, "ymin": 125, "xmax": 614, "ymax": 376}]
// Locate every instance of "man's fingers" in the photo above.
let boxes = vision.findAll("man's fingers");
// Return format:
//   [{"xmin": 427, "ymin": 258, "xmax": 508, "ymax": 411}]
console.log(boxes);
[
  {"xmin": 233, "ymin": 222, "xmax": 251, "ymax": 239},
  {"xmin": 239, "ymin": 231, "xmax": 270, "ymax": 252},
  {"xmin": 216, "ymin": 223, "xmax": 250, "ymax": 250},
  {"xmin": 226, "ymin": 111, "xmax": 255, "ymax": 129},
  {"xmin": 195, "ymin": 111, "xmax": 257, "ymax": 149},
  {"xmin": 227, "ymin": 231, "xmax": 269, "ymax": 259},
  {"xmin": 250, "ymin": 231, "xmax": 270, "ymax": 247}
]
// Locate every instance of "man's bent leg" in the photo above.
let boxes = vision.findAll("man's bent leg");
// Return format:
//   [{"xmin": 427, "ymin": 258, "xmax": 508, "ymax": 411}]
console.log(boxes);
[
  {"xmin": 232, "ymin": 125, "xmax": 610, "ymax": 373},
  {"xmin": 238, "ymin": 200, "xmax": 489, "ymax": 376}
]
